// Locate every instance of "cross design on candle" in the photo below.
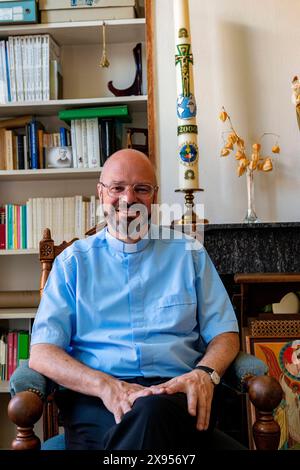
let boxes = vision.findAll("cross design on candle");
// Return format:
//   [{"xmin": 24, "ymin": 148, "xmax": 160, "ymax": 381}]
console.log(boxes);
[{"xmin": 175, "ymin": 44, "xmax": 193, "ymax": 97}]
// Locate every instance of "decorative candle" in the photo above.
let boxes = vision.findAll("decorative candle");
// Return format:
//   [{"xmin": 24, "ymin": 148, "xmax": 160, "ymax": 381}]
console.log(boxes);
[{"xmin": 174, "ymin": 0, "xmax": 199, "ymax": 189}]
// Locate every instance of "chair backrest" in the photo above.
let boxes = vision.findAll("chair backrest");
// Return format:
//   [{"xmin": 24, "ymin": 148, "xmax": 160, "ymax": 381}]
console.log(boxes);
[{"xmin": 39, "ymin": 227, "xmax": 97, "ymax": 440}]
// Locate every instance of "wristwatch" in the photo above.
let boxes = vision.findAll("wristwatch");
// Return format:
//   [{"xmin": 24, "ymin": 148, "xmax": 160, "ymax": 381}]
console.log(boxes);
[{"xmin": 194, "ymin": 365, "xmax": 221, "ymax": 385}]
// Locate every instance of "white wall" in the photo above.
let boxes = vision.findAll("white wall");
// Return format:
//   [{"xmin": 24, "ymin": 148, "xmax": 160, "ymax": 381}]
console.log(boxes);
[{"xmin": 154, "ymin": 0, "xmax": 300, "ymax": 223}]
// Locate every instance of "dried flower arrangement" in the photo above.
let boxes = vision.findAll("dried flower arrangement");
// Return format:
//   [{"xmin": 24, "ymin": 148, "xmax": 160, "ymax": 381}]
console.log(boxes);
[{"xmin": 219, "ymin": 107, "xmax": 280, "ymax": 176}]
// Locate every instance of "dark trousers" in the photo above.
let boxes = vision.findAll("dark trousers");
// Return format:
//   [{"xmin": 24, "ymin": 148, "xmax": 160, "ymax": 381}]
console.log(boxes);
[{"xmin": 56, "ymin": 377, "xmax": 218, "ymax": 450}]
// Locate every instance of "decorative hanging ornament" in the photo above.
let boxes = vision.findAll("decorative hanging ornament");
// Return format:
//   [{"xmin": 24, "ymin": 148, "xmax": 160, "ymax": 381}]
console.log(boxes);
[{"xmin": 99, "ymin": 22, "xmax": 110, "ymax": 68}]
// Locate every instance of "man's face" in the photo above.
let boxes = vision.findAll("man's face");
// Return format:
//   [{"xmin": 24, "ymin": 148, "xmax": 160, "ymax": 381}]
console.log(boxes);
[{"xmin": 97, "ymin": 154, "xmax": 158, "ymax": 242}]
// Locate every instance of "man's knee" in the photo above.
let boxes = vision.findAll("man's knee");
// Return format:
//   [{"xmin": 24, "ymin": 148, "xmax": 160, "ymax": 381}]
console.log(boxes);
[{"xmin": 131, "ymin": 393, "xmax": 187, "ymax": 419}]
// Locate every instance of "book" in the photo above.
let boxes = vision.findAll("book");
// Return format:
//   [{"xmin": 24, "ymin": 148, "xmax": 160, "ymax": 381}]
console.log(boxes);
[
  {"xmin": 86, "ymin": 118, "xmax": 100, "ymax": 168},
  {"xmin": 0, "ymin": 205, "xmax": 5, "ymax": 249},
  {"xmin": 0, "ymin": 115, "xmax": 33, "ymax": 129},
  {"xmin": 42, "ymin": 34, "xmax": 61, "ymax": 101},
  {"xmin": 16, "ymin": 134, "xmax": 25, "ymax": 169},
  {"xmin": 0, "ymin": 0, "xmax": 38, "ymax": 24},
  {"xmin": 41, "ymin": 6, "xmax": 136, "ymax": 23},
  {"xmin": 29, "ymin": 120, "xmax": 44, "ymax": 169},
  {"xmin": 4, "ymin": 129, "xmax": 13, "ymax": 170},
  {"xmin": 7, "ymin": 331, "xmax": 13, "ymax": 380},
  {"xmin": 50, "ymin": 59, "xmax": 63, "ymax": 100},
  {"xmin": 99, "ymin": 118, "xmax": 116, "ymax": 164},
  {"xmin": 39, "ymin": 0, "xmax": 137, "ymax": 9},
  {"xmin": 17, "ymin": 331, "xmax": 29, "ymax": 366},
  {"xmin": 0, "ymin": 128, "xmax": 6, "ymax": 169},
  {"xmin": 58, "ymin": 105, "xmax": 130, "ymax": 122}
]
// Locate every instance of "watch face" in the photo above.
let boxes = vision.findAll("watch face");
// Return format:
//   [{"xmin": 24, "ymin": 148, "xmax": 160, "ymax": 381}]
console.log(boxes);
[{"xmin": 211, "ymin": 370, "xmax": 220, "ymax": 385}]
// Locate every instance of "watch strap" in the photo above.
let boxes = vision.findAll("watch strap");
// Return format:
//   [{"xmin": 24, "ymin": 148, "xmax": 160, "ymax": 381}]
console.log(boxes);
[
  {"xmin": 194, "ymin": 365, "xmax": 220, "ymax": 385},
  {"xmin": 194, "ymin": 365, "xmax": 214, "ymax": 374}
]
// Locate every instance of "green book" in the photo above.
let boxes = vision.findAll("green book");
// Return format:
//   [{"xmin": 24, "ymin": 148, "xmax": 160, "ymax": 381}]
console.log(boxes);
[
  {"xmin": 58, "ymin": 105, "xmax": 131, "ymax": 123},
  {"xmin": 17, "ymin": 331, "xmax": 29, "ymax": 366}
]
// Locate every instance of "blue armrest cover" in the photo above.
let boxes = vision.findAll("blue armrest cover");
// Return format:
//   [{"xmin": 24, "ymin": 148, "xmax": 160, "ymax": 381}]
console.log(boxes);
[
  {"xmin": 9, "ymin": 359, "xmax": 56, "ymax": 399},
  {"xmin": 223, "ymin": 351, "xmax": 268, "ymax": 392}
]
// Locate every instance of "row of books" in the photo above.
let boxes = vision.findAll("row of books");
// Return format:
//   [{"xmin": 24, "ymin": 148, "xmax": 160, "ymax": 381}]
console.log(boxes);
[
  {"xmin": 0, "ymin": 105, "xmax": 131, "ymax": 170},
  {"xmin": 0, "ymin": 196, "xmax": 102, "ymax": 250},
  {"xmin": 70, "ymin": 117, "xmax": 122, "ymax": 169},
  {"xmin": 0, "ymin": 122, "xmax": 72, "ymax": 171},
  {"xmin": 0, "ymin": 119, "xmax": 119, "ymax": 171},
  {"xmin": 61, "ymin": 105, "xmax": 129, "ymax": 167},
  {"xmin": 0, "ymin": 34, "xmax": 61, "ymax": 104},
  {"xmin": 0, "ymin": 204, "xmax": 27, "ymax": 250},
  {"xmin": 0, "ymin": 330, "xmax": 30, "ymax": 381}
]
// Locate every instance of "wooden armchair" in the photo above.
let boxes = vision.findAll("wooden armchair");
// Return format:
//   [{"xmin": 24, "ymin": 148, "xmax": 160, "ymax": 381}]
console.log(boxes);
[{"xmin": 8, "ymin": 228, "xmax": 283, "ymax": 450}]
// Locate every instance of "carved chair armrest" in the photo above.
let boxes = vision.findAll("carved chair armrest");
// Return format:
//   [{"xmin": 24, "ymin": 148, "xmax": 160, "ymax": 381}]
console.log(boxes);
[
  {"xmin": 222, "ymin": 352, "xmax": 283, "ymax": 450},
  {"xmin": 8, "ymin": 360, "xmax": 57, "ymax": 450}
]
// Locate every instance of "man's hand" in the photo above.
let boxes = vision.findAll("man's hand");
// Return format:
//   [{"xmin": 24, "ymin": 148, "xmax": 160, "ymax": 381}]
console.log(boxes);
[
  {"xmin": 100, "ymin": 377, "xmax": 153, "ymax": 424},
  {"xmin": 150, "ymin": 370, "xmax": 214, "ymax": 431}
]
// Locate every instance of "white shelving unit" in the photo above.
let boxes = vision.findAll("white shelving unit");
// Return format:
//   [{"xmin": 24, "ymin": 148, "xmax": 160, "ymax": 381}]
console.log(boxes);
[
  {"xmin": 0, "ymin": 309, "xmax": 37, "ymax": 446},
  {"xmin": 0, "ymin": 95, "xmax": 147, "ymax": 117},
  {"xmin": 0, "ymin": 18, "xmax": 146, "ymax": 45},
  {"xmin": 0, "ymin": 167, "xmax": 103, "ymax": 181},
  {"xmin": 0, "ymin": 249, "xmax": 39, "ymax": 255},
  {"xmin": 0, "ymin": 14, "xmax": 150, "ymax": 449},
  {"xmin": 0, "ymin": 308, "xmax": 36, "ymax": 319}
]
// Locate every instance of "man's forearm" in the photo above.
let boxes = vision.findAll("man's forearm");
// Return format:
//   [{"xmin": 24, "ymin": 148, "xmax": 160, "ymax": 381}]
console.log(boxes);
[
  {"xmin": 29, "ymin": 344, "xmax": 112, "ymax": 398},
  {"xmin": 197, "ymin": 332, "xmax": 240, "ymax": 376}
]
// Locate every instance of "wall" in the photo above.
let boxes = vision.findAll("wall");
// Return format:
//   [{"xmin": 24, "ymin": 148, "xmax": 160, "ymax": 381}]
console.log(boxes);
[{"xmin": 154, "ymin": 0, "xmax": 300, "ymax": 223}]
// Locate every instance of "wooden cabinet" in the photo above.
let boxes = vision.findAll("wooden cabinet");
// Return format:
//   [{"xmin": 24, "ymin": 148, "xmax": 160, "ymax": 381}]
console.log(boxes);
[
  {"xmin": 235, "ymin": 273, "xmax": 300, "ymax": 449},
  {"xmin": 234, "ymin": 273, "xmax": 300, "ymax": 344}
]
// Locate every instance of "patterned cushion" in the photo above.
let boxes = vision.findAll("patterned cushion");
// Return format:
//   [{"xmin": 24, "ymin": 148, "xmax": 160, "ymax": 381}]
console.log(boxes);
[
  {"xmin": 223, "ymin": 351, "xmax": 268, "ymax": 391},
  {"xmin": 9, "ymin": 359, "xmax": 56, "ymax": 399}
]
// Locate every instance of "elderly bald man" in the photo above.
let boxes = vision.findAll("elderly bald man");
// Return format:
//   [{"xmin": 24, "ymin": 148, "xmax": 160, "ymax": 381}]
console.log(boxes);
[{"xmin": 29, "ymin": 149, "xmax": 239, "ymax": 450}]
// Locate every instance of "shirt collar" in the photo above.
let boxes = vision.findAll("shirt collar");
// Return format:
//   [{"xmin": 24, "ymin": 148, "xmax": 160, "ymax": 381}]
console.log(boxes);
[{"xmin": 105, "ymin": 227, "xmax": 151, "ymax": 253}]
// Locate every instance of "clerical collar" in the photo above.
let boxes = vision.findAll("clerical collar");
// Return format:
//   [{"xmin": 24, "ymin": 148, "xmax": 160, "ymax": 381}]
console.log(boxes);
[{"xmin": 105, "ymin": 227, "xmax": 151, "ymax": 253}]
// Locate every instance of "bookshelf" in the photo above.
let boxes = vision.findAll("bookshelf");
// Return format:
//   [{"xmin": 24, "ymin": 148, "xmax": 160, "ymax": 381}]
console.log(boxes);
[
  {"xmin": 0, "ymin": 0, "xmax": 155, "ymax": 449},
  {"xmin": 0, "ymin": 308, "xmax": 37, "ymax": 448},
  {"xmin": 0, "ymin": 18, "xmax": 146, "ymax": 46},
  {"xmin": 0, "ymin": 167, "xmax": 103, "ymax": 181},
  {"xmin": 0, "ymin": 95, "xmax": 147, "ymax": 116},
  {"xmin": 0, "ymin": 249, "xmax": 38, "ymax": 255},
  {"xmin": 0, "ymin": 308, "xmax": 36, "ymax": 319}
]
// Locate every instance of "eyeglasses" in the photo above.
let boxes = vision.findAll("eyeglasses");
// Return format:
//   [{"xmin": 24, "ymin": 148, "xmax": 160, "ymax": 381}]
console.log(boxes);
[{"xmin": 100, "ymin": 182, "xmax": 158, "ymax": 198}]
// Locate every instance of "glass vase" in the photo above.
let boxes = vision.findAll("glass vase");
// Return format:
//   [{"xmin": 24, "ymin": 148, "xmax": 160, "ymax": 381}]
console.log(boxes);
[{"xmin": 243, "ymin": 169, "xmax": 260, "ymax": 223}]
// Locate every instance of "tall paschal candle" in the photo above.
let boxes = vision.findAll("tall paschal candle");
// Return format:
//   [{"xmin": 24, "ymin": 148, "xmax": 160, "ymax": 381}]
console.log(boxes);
[{"xmin": 174, "ymin": 0, "xmax": 199, "ymax": 189}]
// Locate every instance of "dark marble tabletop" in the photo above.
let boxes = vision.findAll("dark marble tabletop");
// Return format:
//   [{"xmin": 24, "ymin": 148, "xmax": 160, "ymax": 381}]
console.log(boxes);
[
  {"xmin": 204, "ymin": 222, "xmax": 300, "ymax": 230},
  {"xmin": 203, "ymin": 222, "xmax": 300, "ymax": 274}
]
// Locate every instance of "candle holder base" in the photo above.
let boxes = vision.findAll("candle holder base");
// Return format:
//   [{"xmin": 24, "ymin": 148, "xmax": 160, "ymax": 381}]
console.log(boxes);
[{"xmin": 171, "ymin": 188, "xmax": 209, "ymax": 230}]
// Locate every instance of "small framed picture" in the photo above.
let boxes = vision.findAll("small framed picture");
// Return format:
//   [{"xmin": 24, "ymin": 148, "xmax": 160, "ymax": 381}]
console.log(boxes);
[{"xmin": 46, "ymin": 146, "xmax": 73, "ymax": 169}]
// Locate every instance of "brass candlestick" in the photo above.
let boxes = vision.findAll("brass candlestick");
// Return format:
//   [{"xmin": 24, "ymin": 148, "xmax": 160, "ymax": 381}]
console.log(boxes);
[{"xmin": 172, "ymin": 188, "xmax": 209, "ymax": 231}]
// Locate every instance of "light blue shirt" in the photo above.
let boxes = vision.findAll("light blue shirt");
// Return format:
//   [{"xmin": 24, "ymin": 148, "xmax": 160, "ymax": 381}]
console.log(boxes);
[{"xmin": 31, "ymin": 226, "xmax": 238, "ymax": 378}]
